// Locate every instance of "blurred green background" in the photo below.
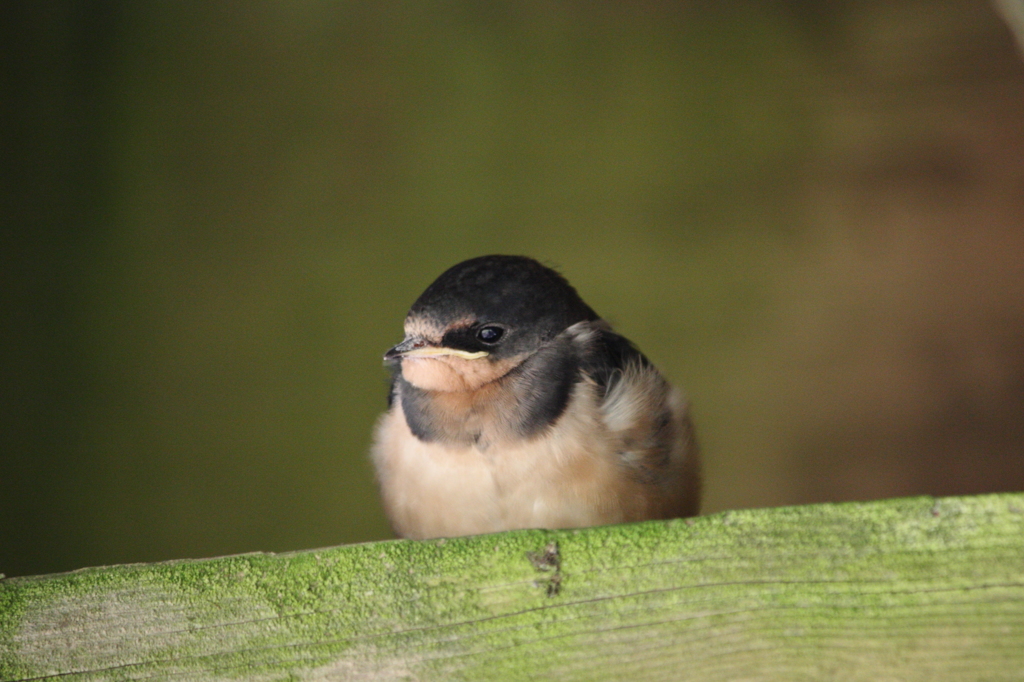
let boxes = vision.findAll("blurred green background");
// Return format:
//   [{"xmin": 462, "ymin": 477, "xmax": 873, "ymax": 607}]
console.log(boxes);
[{"xmin": 4, "ymin": 1, "xmax": 1024, "ymax": 578}]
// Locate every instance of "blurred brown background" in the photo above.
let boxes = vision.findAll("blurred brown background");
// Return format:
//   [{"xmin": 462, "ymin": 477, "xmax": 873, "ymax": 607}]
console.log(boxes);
[{"xmin": 3, "ymin": 1, "xmax": 1023, "ymax": 578}]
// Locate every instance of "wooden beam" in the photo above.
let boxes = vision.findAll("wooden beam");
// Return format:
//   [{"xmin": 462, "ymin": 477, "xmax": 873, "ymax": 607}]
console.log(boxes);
[{"xmin": 3, "ymin": 493, "xmax": 1024, "ymax": 680}]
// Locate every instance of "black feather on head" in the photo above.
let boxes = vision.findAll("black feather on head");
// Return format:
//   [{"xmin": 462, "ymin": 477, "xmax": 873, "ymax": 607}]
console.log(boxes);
[{"xmin": 408, "ymin": 255, "xmax": 599, "ymax": 359}]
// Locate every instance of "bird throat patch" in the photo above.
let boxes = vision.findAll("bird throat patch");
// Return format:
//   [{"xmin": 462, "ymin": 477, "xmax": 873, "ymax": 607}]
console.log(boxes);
[
  {"xmin": 400, "ymin": 354, "xmax": 516, "ymax": 393},
  {"xmin": 398, "ymin": 339, "xmax": 579, "ymax": 447}
]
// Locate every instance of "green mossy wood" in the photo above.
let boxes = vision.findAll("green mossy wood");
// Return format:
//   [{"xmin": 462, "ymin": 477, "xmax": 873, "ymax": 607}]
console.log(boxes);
[{"xmin": 2, "ymin": 494, "xmax": 1023, "ymax": 681}]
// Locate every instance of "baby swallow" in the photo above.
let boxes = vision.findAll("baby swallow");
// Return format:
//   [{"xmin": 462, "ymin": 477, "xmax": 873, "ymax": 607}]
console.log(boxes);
[{"xmin": 372, "ymin": 255, "xmax": 700, "ymax": 539}]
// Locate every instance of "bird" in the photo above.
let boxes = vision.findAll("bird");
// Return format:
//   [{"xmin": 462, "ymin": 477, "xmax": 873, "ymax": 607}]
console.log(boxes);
[{"xmin": 371, "ymin": 255, "xmax": 700, "ymax": 539}]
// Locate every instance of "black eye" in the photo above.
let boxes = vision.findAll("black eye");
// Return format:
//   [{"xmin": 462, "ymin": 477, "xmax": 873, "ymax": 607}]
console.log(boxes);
[{"xmin": 476, "ymin": 326, "xmax": 504, "ymax": 344}]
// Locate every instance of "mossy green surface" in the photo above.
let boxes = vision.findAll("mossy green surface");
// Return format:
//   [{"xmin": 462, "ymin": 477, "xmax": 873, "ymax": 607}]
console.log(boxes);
[{"xmin": 3, "ymin": 493, "xmax": 1024, "ymax": 680}]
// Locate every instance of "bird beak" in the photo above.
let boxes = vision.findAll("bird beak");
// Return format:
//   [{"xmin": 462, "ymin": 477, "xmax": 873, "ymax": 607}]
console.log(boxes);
[{"xmin": 384, "ymin": 336, "xmax": 489, "ymax": 363}]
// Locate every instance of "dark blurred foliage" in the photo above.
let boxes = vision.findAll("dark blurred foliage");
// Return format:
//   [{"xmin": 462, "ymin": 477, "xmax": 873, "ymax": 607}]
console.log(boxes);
[{"xmin": 3, "ymin": 1, "xmax": 1023, "ymax": 578}]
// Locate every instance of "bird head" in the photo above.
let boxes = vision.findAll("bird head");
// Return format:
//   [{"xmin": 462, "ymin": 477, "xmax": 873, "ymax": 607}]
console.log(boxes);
[{"xmin": 385, "ymin": 255, "xmax": 598, "ymax": 392}]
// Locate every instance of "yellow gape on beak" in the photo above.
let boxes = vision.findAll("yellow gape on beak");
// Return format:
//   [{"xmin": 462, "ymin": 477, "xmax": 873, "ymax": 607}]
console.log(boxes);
[
  {"xmin": 399, "ymin": 346, "xmax": 489, "ymax": 360},
  {"xmin": 384, "ymin": 335, "xmax": 490, "ymax": 364}
]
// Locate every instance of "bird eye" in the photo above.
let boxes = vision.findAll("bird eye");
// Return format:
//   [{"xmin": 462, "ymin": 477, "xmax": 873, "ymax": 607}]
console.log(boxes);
[{"xmin": 476, "ymin": 326, "xmax": 504, "ymax": 344}]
